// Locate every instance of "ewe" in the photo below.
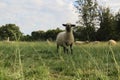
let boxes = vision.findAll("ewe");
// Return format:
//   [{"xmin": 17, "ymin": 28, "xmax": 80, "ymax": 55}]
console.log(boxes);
[
  {"xmin": 56, "ymin": 23, "xmax": 75, "ymax": 54},
  {"xmin": 108, "ymin": 39, "xmax": 117, "ymax": 45},
  {"xmin": 46, "ymin": 39, "xmax": 51, "ymax": 45},
  {"xmin": 74, "ymin": 41, "xmax": 86, "ymax": 45},
  {"xmin": 74, "ymin": 41, "xmax": 89, "ymax": 45}
]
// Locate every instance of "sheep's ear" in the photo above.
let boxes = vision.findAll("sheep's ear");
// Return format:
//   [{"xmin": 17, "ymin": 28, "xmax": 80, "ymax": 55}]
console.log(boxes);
[
  {"xmin": 71, "ymin": 24, "xmax": 75, "ymax": 27},
  {"xmin": 62, "ymin": 24, "xmax": 67, "ymax": 26},
  {"xmin": 62, "ymin": 24, "xmax": 75, "ymax": 27}
]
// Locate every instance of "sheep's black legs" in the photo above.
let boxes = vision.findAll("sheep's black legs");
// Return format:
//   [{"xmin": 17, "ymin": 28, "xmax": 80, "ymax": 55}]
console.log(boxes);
[
  {"xmin": 70, "ymin": 44, "xmax": 73, "ymax": 54},
  {"xmin": 63, "ymin": 47, "xmax": 65, "ymax": 53},
  {"xmin": 57, "ymin": 45, "xmax": 59, "ymax": 53},
  {"xmin": 63, "ymin": 47, "xmax": 68, "ymax": 54},
  {"xmin": 66, "ymin": 48, "xmax": 68, "ymax": 54},
  {"xmin": 58, "ymin": 43, "xmax": 73, "ymax": 54}
]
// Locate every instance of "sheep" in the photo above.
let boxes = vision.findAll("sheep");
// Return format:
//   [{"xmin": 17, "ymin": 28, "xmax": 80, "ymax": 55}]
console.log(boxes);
[
  {"xmin": 7, "ymin": 37, "xmax": 10, "ymax": 42},
  {"xmin": 46, "ymin": 39, "xmax": 51, "ymax": 45},
  {"xmin": 93, "ymin": 41, "xmax": 100, "ymax": 44},
  {"xmin": 56, "ymin": 23, "xmax": 75, "ymax": 54},
  {"xmin": 108, "ymin": 39, "xmax": 117, "ymax": 45},
  {"xmin": 90, "ymin": 41, "xmax": 100, "ymax": 44},
  {"xmin": 74, "ymin": 41, "xmax": 89, "ymax": 45},
  {"xmin": 74, "ymin": 41, "xmax": 85, "ymax": 45}
]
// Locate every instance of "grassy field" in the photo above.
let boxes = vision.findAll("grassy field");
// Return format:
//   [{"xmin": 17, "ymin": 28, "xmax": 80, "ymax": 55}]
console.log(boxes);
[{"xmin": 0, "ymin": 41, "xmax": 120, "ymax": 80}]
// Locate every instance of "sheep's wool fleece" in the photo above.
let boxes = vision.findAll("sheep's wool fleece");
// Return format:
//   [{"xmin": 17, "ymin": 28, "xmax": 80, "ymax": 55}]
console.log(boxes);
[
  {"xmin": 108, "ymin": 40, "xmax": 117, "ymax": 45},
  {"xmin": 56, "ymin": 32, "xmax": 74, "ymax": 46}
]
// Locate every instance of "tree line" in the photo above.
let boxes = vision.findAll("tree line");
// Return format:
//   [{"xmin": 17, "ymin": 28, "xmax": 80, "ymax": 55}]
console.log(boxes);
[
  {"xmin": 0, "ymin": 0, "xmax": 120, "ymax": 41},
  {"xmin": 0, "ymin": 24, "xmax": 63, "ymax": 41},
  {"xmin": 75, "ymin": 0, "xmax": 120, "ymax": 41}
]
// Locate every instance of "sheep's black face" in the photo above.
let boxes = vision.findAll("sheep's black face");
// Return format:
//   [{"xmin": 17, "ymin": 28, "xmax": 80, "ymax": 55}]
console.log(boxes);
[
  {"xmin": 63, "ymin": 23, "xmax": 75, "ymax": 32},
  {"xmin": 66, "ymin": 26, "xmax": 71, "ymax": 32}
]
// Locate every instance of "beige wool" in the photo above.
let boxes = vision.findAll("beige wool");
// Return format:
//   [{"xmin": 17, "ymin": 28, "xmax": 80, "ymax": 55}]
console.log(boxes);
[{"xmin": 108, "ymin": 39, "xmax": 117, "ymax": 45}]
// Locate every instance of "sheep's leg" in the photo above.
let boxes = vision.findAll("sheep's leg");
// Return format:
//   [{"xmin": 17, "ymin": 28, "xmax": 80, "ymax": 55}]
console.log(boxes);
[
  {"xmin": 63, "ymin": 47, "xmax": 66, "ymax": 53},
  {"xmin": 63, "ymin": 43, "xmax": 68, "ymax": 53},
  {"xmin": 63, "ymin": 47, "xmax": 68, "ymax": 53},
  {"xmin": 65, "ymin": 42, "xmax": 69, "ymax": 54},
  {"xmin": 70, "ymin": 44, "xmax": 73, "ymax": 54},
  {"xmin": 63, "ymin": 46, "xmax": 68, "ymax": 54},
  {"xmin": 57, "ymin": 44, "xmax": 59, "ymax": 53},
  {"xmin": 66, "ymin": 48, "xmax": 68, "ymax": 54}
]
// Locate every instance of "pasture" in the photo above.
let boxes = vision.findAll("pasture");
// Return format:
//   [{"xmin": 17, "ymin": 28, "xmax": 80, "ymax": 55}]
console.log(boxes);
[{"xmin": 0, "ymin": 41, "xmax": 120, "ymax": 80}]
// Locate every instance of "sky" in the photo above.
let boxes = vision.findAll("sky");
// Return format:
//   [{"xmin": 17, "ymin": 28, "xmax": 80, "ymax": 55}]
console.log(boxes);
[{"xmin": 0, "ymin": 0, "xmax": 120, "ymax": 35}]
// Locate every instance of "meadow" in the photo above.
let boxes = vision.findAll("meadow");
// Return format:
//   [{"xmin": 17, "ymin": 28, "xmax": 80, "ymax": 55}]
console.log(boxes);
[{"xmin": 0, "ymin": 41, "xmax": 120, "ymax": 80}]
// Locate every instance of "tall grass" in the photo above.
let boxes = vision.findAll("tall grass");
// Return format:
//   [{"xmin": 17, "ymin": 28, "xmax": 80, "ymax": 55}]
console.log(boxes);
[{"xmin": 0, "ymin": 41, "xmax": 120, "ymax": 80}]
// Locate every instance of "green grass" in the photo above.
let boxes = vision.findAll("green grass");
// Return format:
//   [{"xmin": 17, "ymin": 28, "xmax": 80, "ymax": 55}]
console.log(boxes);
[{"xmin": 0, "ymin": 41, "xmax": 120, "ymax": 80}]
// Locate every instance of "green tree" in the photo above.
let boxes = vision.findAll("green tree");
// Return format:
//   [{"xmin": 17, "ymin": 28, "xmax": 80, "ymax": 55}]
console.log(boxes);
[
  {"xmin": 45, "ymin": 28, "xmax": 63, "ymax": 41},
  {"xmin": 21, "ymin": 35, "xmax": 32, "ymax": 41},
  {"xmin": 0, "ymin": 24, "xmax": 23, "ymax": 41},
  {"xmin": 74, "ymin": 26, "xmax": 96, "ymax": 41},
  {"xmin": 31, "ymin": 28, "xmax": 63, "ymax": 41},
  {"xmin": 75, "ymin": 0, "xmax": 99, "ymax": 41},
  {"xmin": 74, "ymin": 26, "xmax": 84, "ymax": 40},
  {"xmin": 115, "ymin": 10, "xmax": 120, "ymax": 40},
  {"xmin": 96, "ymin": 7, "xmax": 116, "ymax": 41},
  {"xmin": 31, "ymin": 30, "xmax": 46, "ymax": 41}
]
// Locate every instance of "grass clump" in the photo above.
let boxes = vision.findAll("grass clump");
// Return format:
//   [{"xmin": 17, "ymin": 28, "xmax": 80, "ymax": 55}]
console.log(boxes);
[{"xmin": 0, "ymin": 41, "xmax": 120, "ymax": 80}]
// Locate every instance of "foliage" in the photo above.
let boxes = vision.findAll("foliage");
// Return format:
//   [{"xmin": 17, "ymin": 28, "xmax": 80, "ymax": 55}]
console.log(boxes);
[
  {"xmin": 31, "ymin": 30, "xmax": 46, "ymax": 41},
  {"xmin": 0, "ymin": 24, "xmax": 63, "ymax": 41},
  {"xmin": 21, "ymin": 35, "xmax": 32, "ymax": 41},
  {"xmin": 96, "ymin": 7, "xmax": 117, "ymax": 41},
  {"xmin": 74, "ymin": 0, "xmax": 99, "ymax": 41},
  {"xmin": 74, "ymin": 26, "xmax": 96, "ymax": 41},
  {"xmin": 45, "ymin": 28, "xmax": 63, "ymax": 41},
  {"xmin": 114, "ymin": 10, "xmax": 120, "ymax": 40},
  {"xmin": 74, "ymin": 0, "xmax": 120, "ymax": 41},
  {"xmin": 31, "ymin": 28, "xmax": 63, "ymax": 41},
  {"xmin": 0, "ymin": 24, "xmax": 23, "ymax": 41}
]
